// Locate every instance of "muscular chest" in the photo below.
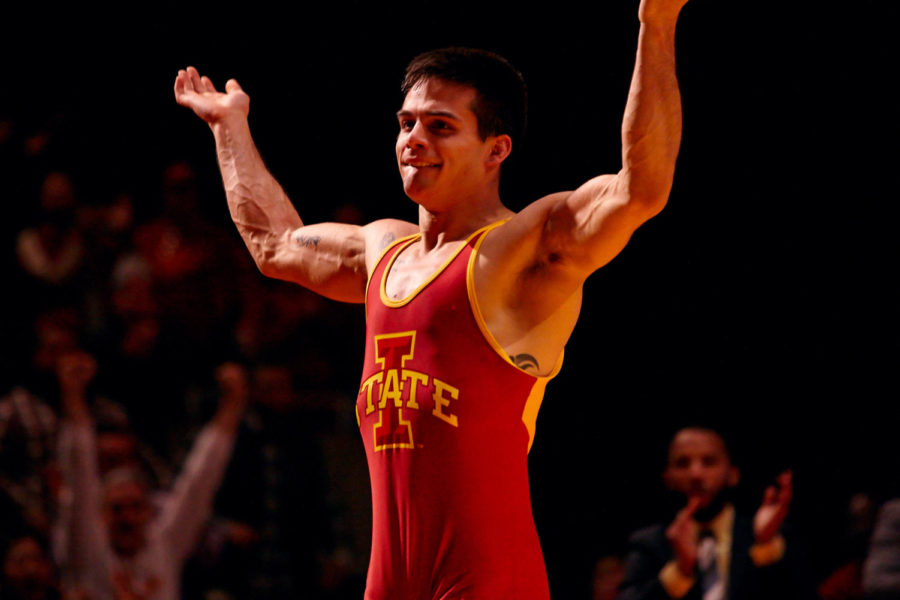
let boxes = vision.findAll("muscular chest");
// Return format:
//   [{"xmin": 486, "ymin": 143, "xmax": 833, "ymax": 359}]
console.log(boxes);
[{"xmin": 383, "ymin": 241, "xmax": 464, "ymax": 302}]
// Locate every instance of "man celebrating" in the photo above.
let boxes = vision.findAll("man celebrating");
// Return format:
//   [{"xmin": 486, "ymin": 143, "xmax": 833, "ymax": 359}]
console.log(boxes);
[
  {"xmin": 617, "ymin": 426, "xmax": 813, "ymax": 600},
  {"xmin": 174, "ymin": 0, "xmax": 688, "ymax": 597}
]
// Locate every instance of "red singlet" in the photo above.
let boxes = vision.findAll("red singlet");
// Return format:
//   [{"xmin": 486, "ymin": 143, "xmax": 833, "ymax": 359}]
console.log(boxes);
[{"xmin": 356, "ymin": 221, "xmax": 560, "ymax": 600}]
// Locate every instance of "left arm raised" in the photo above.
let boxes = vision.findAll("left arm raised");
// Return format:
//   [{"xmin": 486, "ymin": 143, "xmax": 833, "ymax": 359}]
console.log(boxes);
[{"xmin": 535, "ymin": 0, "xmax": 687, "ymax": 276}]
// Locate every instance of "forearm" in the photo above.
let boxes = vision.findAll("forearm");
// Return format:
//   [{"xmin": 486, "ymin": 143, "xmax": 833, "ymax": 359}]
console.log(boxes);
[
  {"xmin": 158, "ymin": 423, "xmax": 237, "ymax": 562},
  {"xmin": 211, "ymin": 114, "xmax": 304, "ymax": 274},
  {"xmin": 56, "ymin": 420, "xmax": 111, "ymax": 576},
  {"xmin": 619, "ymin": 11, "xmax": 683, "ymax": 208}
]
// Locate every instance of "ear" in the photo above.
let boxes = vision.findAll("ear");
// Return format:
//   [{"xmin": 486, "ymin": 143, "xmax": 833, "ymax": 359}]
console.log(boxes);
[
  {"xmin": 485, "ymin": 134, "xmax": 513, "ymax": 167},
  {"xmin": 727, "ymin": 466, "xmax": 741, "ymax": 488}
]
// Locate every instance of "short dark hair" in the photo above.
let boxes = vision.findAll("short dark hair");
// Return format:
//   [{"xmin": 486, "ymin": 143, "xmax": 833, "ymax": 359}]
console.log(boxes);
[{"xmin": 401, "ymin": 47, "xmax": 528, "ymax": 147}]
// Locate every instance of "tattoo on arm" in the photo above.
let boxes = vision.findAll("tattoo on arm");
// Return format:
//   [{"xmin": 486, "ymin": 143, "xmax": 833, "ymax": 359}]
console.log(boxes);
[
  {"xmin": 380, "ymin": 233, "xmax": 396, "ymax": 250},
  {"xmin": 510, "ymin": 353, "xmax": 540, "ymax": 372},
  {"xmin": 296, "ymin": 234, "xmax": 321, "ymax": 248}
]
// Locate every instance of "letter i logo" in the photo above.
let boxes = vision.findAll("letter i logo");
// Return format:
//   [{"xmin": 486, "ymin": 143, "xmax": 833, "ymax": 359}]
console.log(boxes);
[{"xmin": 373, "ymin": 332, "xmax": 416, "ymax": 451}]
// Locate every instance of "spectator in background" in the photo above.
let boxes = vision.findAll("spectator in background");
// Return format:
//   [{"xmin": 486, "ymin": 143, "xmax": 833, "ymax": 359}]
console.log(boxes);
[
  {"xmin": 14, "ymin": 171, "xmax": 87, "ymax": 316},
  {"xmin": 817, "ymin": 492, "xmax": 876, "ymax": 600},
  {"xmin": 185, "ymin": 361, "xmax": 340, "ymax": 599},
  {"xmin": 617, "ymin": 425, "xmax": 815, "ymax": 600},
  {"xmin": 0, "ymin": 533, "xmax": 61, "ymax": 600},
  {"xmin": 129, "ymin": 160, "xmax": 253, "ymax": 373},
  {"xmin": 0, "ymin": 386, "xmax": 58, "ymax": 541},
  {"xmin": 593, "ymin": 553, "xmax": 626, "ymax": 600},
  {"xmin": 861, "ymin": 497, "xmax": 900, "ymax": 599},
  {"xmin": 54, "ymin": 352, "xmax": 246, "ymax": 600},
  {"xmin": 0, "ymin": 306, "xmax": 84, "ymax": 541}
]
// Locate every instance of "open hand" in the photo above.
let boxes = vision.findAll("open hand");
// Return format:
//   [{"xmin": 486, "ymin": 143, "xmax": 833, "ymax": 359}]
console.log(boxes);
[
  {"xmin": 174, "ymin": 66, "xmax": 250, "ymax": 125},
  {"xmin": 754, "ymin": 470, "xmax": 793, "ymax": 544},
  {"xmin": 666, "ymin": 496, "xmax": 701, "ymax": 576}
]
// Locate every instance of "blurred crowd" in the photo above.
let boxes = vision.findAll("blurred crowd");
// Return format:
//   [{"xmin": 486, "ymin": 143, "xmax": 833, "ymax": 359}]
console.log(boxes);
[
  {"xmin": 0, "ymin": 104, "xmax": 372, "ymax": 599},
  {"xmin": 2, "ymin": 95, "xmax": 899, "ymax": 600}
]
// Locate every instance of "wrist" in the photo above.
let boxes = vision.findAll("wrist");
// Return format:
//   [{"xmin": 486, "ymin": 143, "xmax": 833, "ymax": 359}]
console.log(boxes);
[
  {"xmin": 660, "ymin": 561, "xmax": 695, "ymax": 598},
  {"xmin": 750, "ymin": 535, "xmax": 786, "ymax": 566},
  {"xmin": 210, "ymin": 111, "xmax": 251, "ymax": 136}
]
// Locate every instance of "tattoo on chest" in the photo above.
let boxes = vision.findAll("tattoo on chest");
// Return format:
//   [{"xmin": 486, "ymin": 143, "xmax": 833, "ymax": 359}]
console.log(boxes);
[{"xmin": 510, "ymin": 353, "xmax": 540, "ymax": 372}]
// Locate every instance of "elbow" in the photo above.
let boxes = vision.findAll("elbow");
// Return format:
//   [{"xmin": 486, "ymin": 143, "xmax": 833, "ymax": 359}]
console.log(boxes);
[
  {"xmin": 254, "ymin": 255, "xmax": 276, "ymax": 278},
  {"xmin": 620, "ymin": 169, "xmax": 673, "ymax": 221},
  {"xmin": 246, "ymin": 230, "xmax": 291, "ymax": 280},
  {"xmin": 628, "ymin": 188, "xmax": 670, "ymax": 222}
]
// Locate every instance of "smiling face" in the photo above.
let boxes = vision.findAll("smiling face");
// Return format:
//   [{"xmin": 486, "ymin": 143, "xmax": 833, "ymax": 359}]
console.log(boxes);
[{"xmin": 396, "ymin": 78, "xmax": 509, "ymax": 211}]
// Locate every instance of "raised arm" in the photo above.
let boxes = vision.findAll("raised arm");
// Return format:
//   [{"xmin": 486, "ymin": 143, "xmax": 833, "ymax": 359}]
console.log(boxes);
[
  {"xmin": 496, "ymin": 0, "xmax": 687, "ymax": 281},
  {"xmin": 156, "ymin": 362, "xmax": 248, "ymax": 564},
  {"xmin": 173, "ymin": 67, "xmax": 413, "ymax": 302},
  {"xmin": 473, "ymin": 0, "xmax": 688, "ymax": 374},
  {"xmin": 545, "ymin": 0, "xmax": 686, "ymax": 273}
]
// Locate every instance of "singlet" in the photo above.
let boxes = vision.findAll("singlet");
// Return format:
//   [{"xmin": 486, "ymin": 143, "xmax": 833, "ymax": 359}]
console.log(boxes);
[{"xmin": 355, "ymin": 221, "xmax": 561, "ymax": 600}]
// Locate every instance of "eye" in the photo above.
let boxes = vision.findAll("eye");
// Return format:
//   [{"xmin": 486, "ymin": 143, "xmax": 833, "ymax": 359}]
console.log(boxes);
[
  {"xmin": 399, "ymin": 119, "xmax": 415, "ymax": 131},
  {"xmin": 430, "ymin": 120, "xmax": 453, "ymax": 133}
]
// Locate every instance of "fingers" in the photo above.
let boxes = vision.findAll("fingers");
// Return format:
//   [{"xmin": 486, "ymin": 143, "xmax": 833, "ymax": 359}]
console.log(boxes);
[
  {"xmin": 174, "ymin": 66, "xmax": 233, "ymax": 97},
  {"xmin": 683, "ymin": 496, "xmax": 702, "ymax": 517},
  {"xmin": 777, "ymin": 471, "xmax": 793, "ymax": 507},
  {"xmin": 778, "ymin": 470, "xmax": 793, "ymax": 492},
  {"xmin": 174, "ymin": 69, "xmax": 186, "ymax": 99},
  {"xmin": 187, "ymin": 66, "xmax": 204, "ymax": 94},
  {"xmin": 670, "ymin": 496, "xmax": 701, "ymax": 530},
  {"xmin": 762, "ymin": 485, "xmax": 776, "ymax": 505},
  {"xmin": 200, "ymin": 75, "xmax": 216, "ymax": 93},
  {"xmin": 768, "ymin": 471, "xmax": 793, "ymax": 506}
]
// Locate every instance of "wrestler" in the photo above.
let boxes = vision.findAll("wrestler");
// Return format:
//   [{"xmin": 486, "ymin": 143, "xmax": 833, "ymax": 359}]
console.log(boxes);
[{"xmin": 174, "ymin": 0, "xmax": 689, "ymax": 597}]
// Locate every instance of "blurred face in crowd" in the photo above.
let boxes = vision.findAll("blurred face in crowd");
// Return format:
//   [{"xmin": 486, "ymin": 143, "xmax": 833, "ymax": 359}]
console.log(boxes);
[
  {"xmin": 663, "ymin": 428, "xmax": 739, "ymax": 513},
  {"xmin": 253, "ymin": 365, "xmax": 297, "ymax": 413},
  {"xmin": 104, "ymin": 479, "xmax": 153, "ymax": 557},
  {"xmin": 97, "ymin": 432, "xmax": 140, "ymax": 475},
  {"xmin": 592, "ymin": 555, "xmax": 625, "ymax": 600},
  {"xmin": 2, "ymin": 536, "xmax": 55, "ymax": 600}
]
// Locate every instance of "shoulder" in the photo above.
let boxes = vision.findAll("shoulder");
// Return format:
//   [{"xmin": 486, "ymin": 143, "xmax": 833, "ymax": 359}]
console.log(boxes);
[{"xmin": 363, "ymin": 219, "xmax": 418, "ymax": 250}]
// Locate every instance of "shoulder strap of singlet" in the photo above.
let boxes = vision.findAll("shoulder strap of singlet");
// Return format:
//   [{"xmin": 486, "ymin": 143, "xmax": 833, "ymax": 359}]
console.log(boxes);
[
  {"xmin": 367, "ymin": 220, "xmax": 511, "ymax": 309},
  {"xmin": 364, "ymin": 232, "xmax": 421, "ymax": 303}
]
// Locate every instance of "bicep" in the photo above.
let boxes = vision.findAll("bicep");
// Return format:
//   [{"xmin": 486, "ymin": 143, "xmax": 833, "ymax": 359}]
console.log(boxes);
[
  {"xmin": 260, "ymin": 219, "xmax": 415, "ymax": 303},
  {"xmin": 542, "ymin": 173, "xmax": 663, "ymax": 274}
]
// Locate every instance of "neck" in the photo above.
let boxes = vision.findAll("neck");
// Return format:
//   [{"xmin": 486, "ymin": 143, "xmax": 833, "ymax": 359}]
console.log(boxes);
[{"xmin": 416, "ymin": 190, "xmax": 512, "ymax": 250}]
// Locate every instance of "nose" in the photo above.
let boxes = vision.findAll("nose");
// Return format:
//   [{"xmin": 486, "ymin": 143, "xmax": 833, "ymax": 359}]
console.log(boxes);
[
  {"xmin": 405, "ymin": 121, "xmax": 428, "ymax": 150},
  {"xmin": 687, "ymin": 461, "xmax": 705, "ymax": 480}
]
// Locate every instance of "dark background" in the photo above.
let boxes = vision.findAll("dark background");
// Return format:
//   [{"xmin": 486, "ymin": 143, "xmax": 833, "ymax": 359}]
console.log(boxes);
[{"xmin": 3, "ymin": 1, "xmax": 897, "ymax": 597}]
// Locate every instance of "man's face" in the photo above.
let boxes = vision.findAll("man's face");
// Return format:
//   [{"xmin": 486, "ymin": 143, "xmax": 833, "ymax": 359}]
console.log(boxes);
[
  {"xmin": 2, "ymin": 537, "xmax": 53, "ymax": 596},
  {"xmin": 396, "ymin": 78, "xmax": 501, "ymax": 209},
  {"xmin": 103, "ymin": 481, "xmax": 152, "ymax": 557},
  {"xmin": 663, "ymin": 428, "xmax": 739, "ymax": 509}
]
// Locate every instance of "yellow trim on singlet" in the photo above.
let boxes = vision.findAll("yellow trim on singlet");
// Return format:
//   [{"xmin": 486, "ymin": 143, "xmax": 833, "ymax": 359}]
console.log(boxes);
[
  {"xmin": 364, "ymin": 232, "xmax": 420, "ymax": 316},
  {"xmin": 464, "ymin": 219, "xmax": 564, "ymax": 453},
  {"xmin": 377, "ymin": 225, "xmax": 493, "ymax": 308}
]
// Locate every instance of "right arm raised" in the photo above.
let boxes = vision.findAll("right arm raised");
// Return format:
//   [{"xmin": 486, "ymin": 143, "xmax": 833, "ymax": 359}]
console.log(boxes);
[{"xmin": 174, "ymin": 67, "xmax": 413, "ymax": 303}]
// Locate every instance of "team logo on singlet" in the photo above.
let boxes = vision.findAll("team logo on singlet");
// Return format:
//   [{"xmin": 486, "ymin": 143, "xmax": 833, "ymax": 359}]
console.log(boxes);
[{"xmin": 358, "ymin": 331, "xmax": 459, "ymax": 451}]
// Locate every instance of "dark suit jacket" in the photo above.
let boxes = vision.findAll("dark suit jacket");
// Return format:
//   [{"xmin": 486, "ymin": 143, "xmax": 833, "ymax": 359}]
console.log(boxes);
[{"xmin": 616, "ymin": 511, "xmax": 815, "ymax": 600}]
